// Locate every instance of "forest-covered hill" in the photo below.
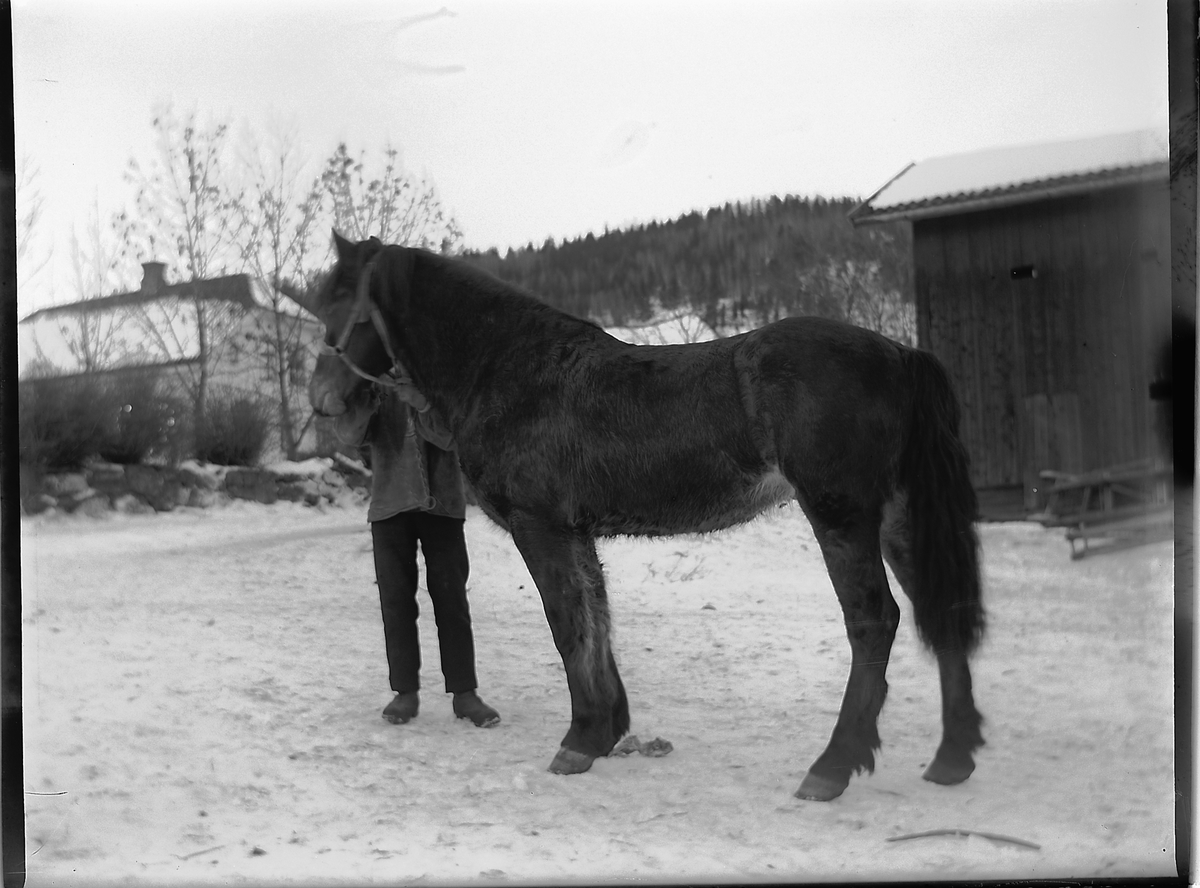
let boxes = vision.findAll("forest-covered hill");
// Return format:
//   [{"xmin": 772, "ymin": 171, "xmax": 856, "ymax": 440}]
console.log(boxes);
[{"xmin": 461, "ymin": 195, "xmax": 914, "ymax": 342}]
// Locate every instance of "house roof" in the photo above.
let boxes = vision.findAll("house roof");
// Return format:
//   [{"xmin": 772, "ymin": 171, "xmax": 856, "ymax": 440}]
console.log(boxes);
[
  {"xmin": 18, "ymin": 273, "xmax": 318, "ymax": 325},
  {"xmin": 17, "ymin": 268, "xmax": 320, "ymax": 379},
  {"xmin": 849, "ymin": 129, "xmax": 1170, "ymax": 225}
]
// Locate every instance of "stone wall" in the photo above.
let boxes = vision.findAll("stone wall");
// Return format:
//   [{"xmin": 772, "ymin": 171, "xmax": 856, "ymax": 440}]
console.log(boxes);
[{"xmin": 20, "ymin": 456, "xmax": 372, "ymax": 518}]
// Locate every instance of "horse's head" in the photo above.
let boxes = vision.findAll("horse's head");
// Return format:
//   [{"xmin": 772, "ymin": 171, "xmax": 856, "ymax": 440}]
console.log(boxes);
[{"xmin": 307, "ymin": 232, "xmax": 394, "ymax": 417}]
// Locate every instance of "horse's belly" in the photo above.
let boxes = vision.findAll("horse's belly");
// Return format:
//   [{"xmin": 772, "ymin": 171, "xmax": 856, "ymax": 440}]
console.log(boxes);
[
  {"xmin": 594, "ymin": 465, "xmax": 796, "ymax": 537},
  {"xmin": 701, "ymin": 465, "xmax": 796, "ymax": 530},
  {"xmin": 744, "ymin": 465, "xmax": 797, "ymax": 511}
]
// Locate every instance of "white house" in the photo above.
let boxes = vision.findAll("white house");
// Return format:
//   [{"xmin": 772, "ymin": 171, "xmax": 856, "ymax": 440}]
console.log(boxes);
[{"xmin": 19, "ymin": 262, "xmax": 326, "ymax": 459}]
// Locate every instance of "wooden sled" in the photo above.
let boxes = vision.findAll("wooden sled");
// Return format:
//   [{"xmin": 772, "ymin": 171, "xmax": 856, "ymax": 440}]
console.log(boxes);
[{"xmin": 1029, "ymin": 458, "xmax": 1173, "ymax": 559}]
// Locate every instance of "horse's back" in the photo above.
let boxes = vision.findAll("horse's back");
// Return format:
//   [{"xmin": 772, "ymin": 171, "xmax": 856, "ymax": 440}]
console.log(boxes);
[
  {"xmin": 592, "ymin": 318, "xmax": 911, "ymax": 533},
  {"xmin": 743, "ymin": 316, "xmax": 907, "ymax": 388}
]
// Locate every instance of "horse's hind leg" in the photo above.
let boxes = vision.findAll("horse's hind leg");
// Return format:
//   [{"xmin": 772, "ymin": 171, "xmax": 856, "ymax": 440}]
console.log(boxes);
[
  {"xmin": 796, "ymin": 514, "xmax": 900, "ymax": 801},
  {"xmin": 510, "ymin": 515, "xmax": 630, "ymax": 774},
  {"xmin": 880, "ymin": 497, "xmax": 983, "ymax": 785}
]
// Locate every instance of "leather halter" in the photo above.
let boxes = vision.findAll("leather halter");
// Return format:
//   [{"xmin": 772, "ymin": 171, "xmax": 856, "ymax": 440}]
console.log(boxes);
[{"xmin": 318, "ymin": 253, "xmax": 411, "ymax": 389}]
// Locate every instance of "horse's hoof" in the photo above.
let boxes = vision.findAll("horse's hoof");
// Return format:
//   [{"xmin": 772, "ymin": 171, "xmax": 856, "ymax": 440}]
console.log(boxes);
[
  {"xmin": 794, "ymin": 771, "xmax": 848, "ymax": 801},
  {"xmin": 548, "ymin": 747, "xmax": 595, "ymax": 775},
  {"xmin": 922, "ymin": 756, "xmax": 975, "ymax": 786}
]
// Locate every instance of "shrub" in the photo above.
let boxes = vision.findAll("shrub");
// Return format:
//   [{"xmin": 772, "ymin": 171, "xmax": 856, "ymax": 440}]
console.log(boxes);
[
  {"xmin": 96, "ymin": 372, "xmax": 181, "ymax": 465},
  {"xmin": 149, "ymin": 395, "xmax": 192, "ymax": 466},
  {"xmin": 19, "ymin": 371, "xmax": 191, "ymax": 470},
  {"xmin": 194, "ymin": 386, "xmax": 272, "ymax": 466},
  {"xmin": 18, "ymin": 375, "xmax": 112, "ymax": 470},
  {"xmin": 21, "ymin": 375, "xmax": 273, "ymax": 470}
]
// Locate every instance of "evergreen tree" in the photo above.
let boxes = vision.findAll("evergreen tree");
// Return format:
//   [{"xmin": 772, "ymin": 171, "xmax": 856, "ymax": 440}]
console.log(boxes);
[{"xmin": 461, "ymin": 196, "xmax": 913, "ymax": 343}]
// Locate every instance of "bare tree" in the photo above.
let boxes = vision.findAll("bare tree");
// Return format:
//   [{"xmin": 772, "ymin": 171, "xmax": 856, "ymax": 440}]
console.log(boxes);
[
  {"xmin": 16, "ymin": 152, "xmax": 51, "ymax": 295},
  {"xmin": 234, "ymin": 121, "xmax": 325, "ymax": 458},
  {"xmin": 817, "ymin": 258, "xmax": 916, "ymax": 346},
  {"xmin": 233, "ymin": 137, "xmax": 464, "ymax": 458},
  {"xmin": 318, "ymin": 143, "xmax": 462, "ymax": 252},
  {"xmin": 61, "ymin": 196, "xmax": 136, "ymax": 372},
  {"xmin": 109, "ymin": 108, "xmax": 464, "ymax": 461},
  {"xmin": 117, "ymin": 102, "xmax": 247, "ymax": 431}
]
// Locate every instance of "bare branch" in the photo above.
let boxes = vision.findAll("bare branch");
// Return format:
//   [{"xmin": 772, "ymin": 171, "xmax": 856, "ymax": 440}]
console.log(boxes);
[{"xmin": 16, "ymin": 153, "xmax": 52, "ymax": 286}]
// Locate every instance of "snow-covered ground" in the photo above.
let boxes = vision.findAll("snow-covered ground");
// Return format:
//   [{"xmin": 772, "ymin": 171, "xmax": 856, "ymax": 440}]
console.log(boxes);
[{"xmin": 21, "ymin": 500, "xmax": 1175, "ymax": 884}]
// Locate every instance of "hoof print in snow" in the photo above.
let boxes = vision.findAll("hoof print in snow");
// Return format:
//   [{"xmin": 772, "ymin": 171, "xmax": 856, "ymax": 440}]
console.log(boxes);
[
  {"xmin": 610, "ymin": 735, "xmax": 674, "ymax": 758},
  {"xmin": 640, "ymin": 737, "xmax": 674, "ymax": 757},
  {"xmin": 610, "ymin": 736, "xmax": 640, "ymax": 756}
]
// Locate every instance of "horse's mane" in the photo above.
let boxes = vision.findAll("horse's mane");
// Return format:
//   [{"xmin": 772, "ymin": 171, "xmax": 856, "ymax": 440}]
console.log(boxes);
[
  {"xmin": 411, "ymin": 248, "xmax": 609, "ymax": 343},
  {"xmin": 373, "ymin": 246, "xmax": 620, "ymax": 419}
]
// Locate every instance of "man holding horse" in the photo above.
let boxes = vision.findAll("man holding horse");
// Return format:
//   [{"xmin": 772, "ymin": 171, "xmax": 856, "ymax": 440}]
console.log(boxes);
[{"xmin": 336, "ymin": 380, "xmax": 501, "ymax": 729}]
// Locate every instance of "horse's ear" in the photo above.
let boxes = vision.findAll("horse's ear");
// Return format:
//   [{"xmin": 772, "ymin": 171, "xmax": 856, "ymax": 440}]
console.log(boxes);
[
  {"xmin": 363, "ymin": 236, "xmax": 387, "ymax": 266},
  {"xmin": 332, "ymin": 230, "xmax": 356, "ymax": 263}
]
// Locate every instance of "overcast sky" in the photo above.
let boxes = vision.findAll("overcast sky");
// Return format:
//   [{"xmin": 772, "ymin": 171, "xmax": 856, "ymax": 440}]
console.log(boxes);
[{"xmin": 13, "ymin": 0, "xmax": 1168, "ymax": 315}]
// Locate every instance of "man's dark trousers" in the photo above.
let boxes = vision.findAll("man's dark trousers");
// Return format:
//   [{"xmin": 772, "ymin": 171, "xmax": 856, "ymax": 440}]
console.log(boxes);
[{"xmin": 370, "ymin": 511, "xmax": 477, "ymax": 695}]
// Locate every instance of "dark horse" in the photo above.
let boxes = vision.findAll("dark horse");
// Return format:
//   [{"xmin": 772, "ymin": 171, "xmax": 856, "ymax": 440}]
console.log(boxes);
[{"xmin": 307, "ymin": 233, "xmax": 985, "ymax": 801}]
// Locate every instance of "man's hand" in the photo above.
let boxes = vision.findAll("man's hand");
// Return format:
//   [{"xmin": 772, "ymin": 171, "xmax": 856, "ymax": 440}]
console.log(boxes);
[
  {"xmin": 334, "ymin": 385, "xmax": 382, "ymax": 445},
  {"xmin": 392, "ymin": 379, "xmax": 430, "ymax": 413}
]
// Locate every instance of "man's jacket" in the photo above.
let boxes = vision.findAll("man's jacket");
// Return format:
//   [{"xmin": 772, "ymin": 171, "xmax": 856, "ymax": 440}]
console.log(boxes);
[{"xmin": 336, "ymin": 388, "xmax": 467, "ymax": 522}]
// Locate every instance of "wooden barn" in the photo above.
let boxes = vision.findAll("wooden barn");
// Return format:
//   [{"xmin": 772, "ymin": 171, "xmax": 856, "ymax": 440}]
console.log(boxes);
[{"xmin": 850, "ymin": 130, "xmax": 1172, "ymax": 519}]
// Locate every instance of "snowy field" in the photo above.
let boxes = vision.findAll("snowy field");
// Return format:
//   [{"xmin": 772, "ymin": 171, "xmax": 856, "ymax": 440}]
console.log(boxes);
[{"xmin": 21, "ymin": 499, "xmax": 1175, "ymax": 884}]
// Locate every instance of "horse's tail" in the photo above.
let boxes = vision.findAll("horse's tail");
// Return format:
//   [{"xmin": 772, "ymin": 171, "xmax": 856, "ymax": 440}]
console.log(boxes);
[{"xmin": 897, "ymin": 348, "xmax": 985, "ymax": 654}]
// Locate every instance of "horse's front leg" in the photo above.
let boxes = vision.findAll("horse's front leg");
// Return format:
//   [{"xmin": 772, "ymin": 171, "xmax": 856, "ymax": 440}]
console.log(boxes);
[{"xmin": 510, "ymin": 515, "xmax": 630, "ymax": 774}]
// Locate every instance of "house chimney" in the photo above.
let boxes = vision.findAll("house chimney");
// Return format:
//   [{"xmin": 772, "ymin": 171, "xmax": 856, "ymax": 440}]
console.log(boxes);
[{"xmin": 140, "ymin": 261, "xmax": 167, "ymax": 295}]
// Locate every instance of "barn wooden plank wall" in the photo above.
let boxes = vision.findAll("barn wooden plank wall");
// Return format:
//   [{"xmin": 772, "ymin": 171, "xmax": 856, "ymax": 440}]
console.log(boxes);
[{"xmin": 913, "ymin": 182, "xmax": 1171, "ymax": 505}]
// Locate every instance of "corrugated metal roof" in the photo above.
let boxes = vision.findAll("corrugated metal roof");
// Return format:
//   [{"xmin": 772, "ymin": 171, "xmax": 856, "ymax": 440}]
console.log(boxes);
[{"xmin": 850, "ymin": 129, "xmax": 1169, "ymax": 224}]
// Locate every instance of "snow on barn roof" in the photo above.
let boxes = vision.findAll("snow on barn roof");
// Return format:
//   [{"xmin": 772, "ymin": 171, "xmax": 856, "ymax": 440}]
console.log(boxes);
[{"xmin": 849, "ymin": 129, "xmax": 1169, "ymax": 224}]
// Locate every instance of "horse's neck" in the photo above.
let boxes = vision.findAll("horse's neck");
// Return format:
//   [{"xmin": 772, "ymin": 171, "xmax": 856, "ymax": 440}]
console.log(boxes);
[{"xmin": 397, "ymin": 264, "xmax": 602, "ymax": 430}]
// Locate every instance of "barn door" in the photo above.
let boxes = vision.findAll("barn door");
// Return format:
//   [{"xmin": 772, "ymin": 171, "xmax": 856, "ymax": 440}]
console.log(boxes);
[
  {"xmin": 1019, "ymin": 392, "xmax": 1083, "ymax": 509},
  {"xmin": 1010, "ymin": 268, "xmax": 1083, "ymax": 510}
]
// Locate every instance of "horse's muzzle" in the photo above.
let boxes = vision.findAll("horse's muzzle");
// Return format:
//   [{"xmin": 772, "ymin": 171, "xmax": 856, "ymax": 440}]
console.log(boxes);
[{"xmin": 312, "ymin": 387, "xmax": 348, "ymax": 418}]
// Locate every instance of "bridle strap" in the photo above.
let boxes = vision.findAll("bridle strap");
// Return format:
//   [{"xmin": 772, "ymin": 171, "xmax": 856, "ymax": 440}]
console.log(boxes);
[{"xmin": 321, "ymin": 251, "xmax": 412, "ymax": 389}]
